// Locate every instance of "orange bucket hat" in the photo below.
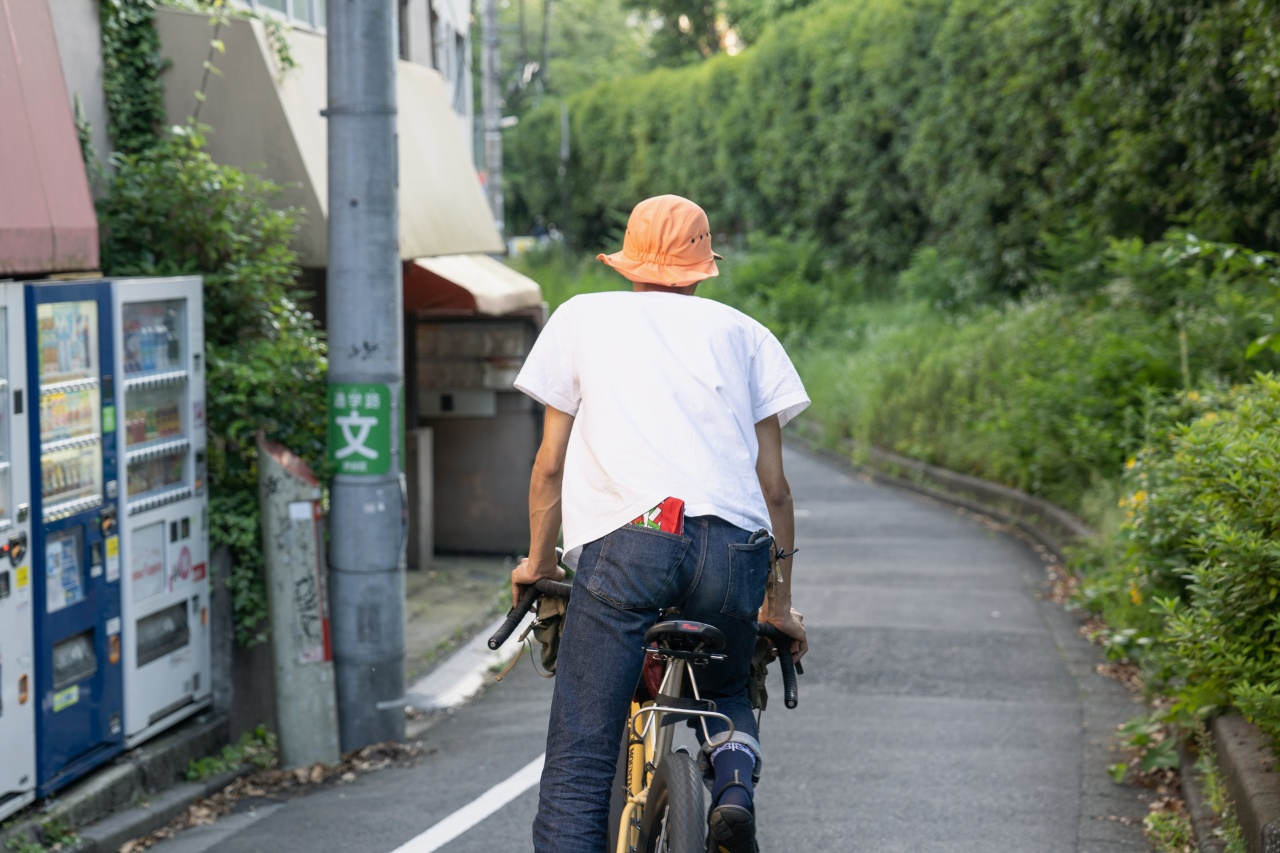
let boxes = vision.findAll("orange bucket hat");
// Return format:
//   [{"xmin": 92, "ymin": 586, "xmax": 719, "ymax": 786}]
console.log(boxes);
[{"xmin": 597, "ymin": 194, "xmax": 722, "ymax": 287}]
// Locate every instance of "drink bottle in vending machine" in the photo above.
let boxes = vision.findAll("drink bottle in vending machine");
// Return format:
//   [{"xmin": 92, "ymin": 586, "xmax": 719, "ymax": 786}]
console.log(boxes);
[
  {"xmin": 24, "ymin": 280, "xmax": 123, "ymax": 797},
  {"xmin": 112, "ymin": 277, "xmax": 209, "ymax": 748}
]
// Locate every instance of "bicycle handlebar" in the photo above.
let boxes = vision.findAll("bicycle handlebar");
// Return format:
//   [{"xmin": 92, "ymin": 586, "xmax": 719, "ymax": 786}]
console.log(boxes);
[
  {"xmin": 487, "ymin": 578, "xmax": 573, "ymax": 650},
  {"xmin": 754, "ymin": 622, "xmax": 800, "ymax": 709},
  {"xmin": 487, "ymin": 579, "xmax": 803, "ymax": 709}
]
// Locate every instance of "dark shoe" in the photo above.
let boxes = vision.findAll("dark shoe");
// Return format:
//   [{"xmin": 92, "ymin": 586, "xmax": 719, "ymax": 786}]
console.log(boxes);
[{"xmin": 706, "ymin": 802, "xmax": 757, "ymax": 853}]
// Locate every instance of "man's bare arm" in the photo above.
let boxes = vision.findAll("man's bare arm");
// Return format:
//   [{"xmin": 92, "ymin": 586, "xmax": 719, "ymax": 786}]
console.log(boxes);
[
  {"xmin": 510, "ymin": 406, "xmax": 574, "ymax": 605},
  {"xmin": 755, "ymin": 415, "xmax": 807, "ymax": 659}
]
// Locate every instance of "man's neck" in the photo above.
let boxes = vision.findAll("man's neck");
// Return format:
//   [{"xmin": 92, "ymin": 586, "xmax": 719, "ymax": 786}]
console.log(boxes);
[{"xmin": 633, "ymin": 282, "xmax": 698, "ymax": 295}]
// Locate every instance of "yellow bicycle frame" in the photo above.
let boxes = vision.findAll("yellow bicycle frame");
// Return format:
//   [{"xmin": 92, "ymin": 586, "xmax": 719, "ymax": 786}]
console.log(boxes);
[{"xmin": 614, "ymin": 657, "xmax": 734, "ymax": 853}]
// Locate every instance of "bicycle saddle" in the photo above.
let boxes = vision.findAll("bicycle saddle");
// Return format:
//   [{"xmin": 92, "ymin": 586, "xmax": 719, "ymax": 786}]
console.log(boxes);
[{"xmin": 644, "ymin": 619, "xmax": 726, "ymax": 654}]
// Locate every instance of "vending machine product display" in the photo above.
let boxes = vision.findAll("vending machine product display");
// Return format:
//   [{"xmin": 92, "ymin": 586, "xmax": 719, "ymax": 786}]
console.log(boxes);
[
  {"xmin": 25, "ymin": 280, "xmax": 123, "ymax": 796},
  {"xmin": 0, "ymin": 283, "xmax": 35, "ymax": 822},
  {"xmin": 113, "ymin": 277, "xmax": 209, "ymax": 747}
]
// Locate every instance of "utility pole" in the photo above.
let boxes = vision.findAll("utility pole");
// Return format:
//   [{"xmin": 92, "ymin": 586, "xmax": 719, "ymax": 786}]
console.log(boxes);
[
  {"xmin": 483, "ymin": 0, "xmax": 504, "ymax": 238},
  {"xmin": 325, "ymin": 0, "xmax": 406, "ymax": 751}
]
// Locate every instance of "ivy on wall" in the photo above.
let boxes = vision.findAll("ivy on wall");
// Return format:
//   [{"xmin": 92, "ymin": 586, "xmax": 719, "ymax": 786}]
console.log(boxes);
[{"xmin": 99, "ymin": 0, "xmax": 168, "ymax": 156}]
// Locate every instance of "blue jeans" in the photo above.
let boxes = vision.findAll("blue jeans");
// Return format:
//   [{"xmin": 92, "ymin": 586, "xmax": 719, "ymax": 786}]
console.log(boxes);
[{"xmin": 532, "ymin": 515, "xmax": 773, "ymax": 853}]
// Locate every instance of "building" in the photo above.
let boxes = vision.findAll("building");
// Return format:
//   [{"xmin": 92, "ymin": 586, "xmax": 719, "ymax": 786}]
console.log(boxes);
[{"xmin": 13, "ymin": 0, "xmax": 543, "ymax": 564}]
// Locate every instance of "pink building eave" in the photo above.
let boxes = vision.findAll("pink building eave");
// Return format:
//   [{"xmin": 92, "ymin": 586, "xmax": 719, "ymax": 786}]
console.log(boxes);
[{"xmin": 0, "ymin": 0, "xmax": 99, "ymax": 277}]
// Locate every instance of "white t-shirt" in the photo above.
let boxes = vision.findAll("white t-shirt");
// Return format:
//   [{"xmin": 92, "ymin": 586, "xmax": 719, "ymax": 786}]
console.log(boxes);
[{"xmin": 514, "ymin": 291, "xmax": 810, "ymax": 556}]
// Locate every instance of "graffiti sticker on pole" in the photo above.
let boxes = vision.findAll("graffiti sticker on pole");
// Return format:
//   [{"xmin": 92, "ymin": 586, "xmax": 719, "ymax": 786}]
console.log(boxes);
[{"xmin": 328, "ymin": 383, "xmax": 392, "ymax": 475}]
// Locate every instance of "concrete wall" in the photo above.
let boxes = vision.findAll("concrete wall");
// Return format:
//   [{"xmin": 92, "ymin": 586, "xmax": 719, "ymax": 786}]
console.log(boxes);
[
  {"xmin": 47, "ymin": 0, "xmax": 111, "ymax": 185},
  {"xmin": 403, "ymin": 0, "xmax": 473, "ymax": 160}
]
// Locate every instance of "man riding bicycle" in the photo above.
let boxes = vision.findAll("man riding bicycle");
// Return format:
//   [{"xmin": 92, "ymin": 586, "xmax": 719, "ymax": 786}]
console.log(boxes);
[{"xmin": 511, "ymin": 194, "xmax": 809, "ymax": 853}]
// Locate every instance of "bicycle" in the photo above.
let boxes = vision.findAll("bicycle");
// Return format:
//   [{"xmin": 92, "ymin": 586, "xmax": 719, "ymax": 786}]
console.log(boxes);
[{"xmin": 488, "ymin": 567, "xmax": 801, "ymax": 853}]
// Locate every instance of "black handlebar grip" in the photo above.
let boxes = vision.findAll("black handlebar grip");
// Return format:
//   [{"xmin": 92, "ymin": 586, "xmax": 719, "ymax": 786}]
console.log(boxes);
[
  {"xmin": 488, "ymin": 584, "xmax": 541, "ymax": 650},
  {"xmin": 776, "ymin": 641, "xmax": 798, "ymax": 709},
  {"xmin": 755, "ymin": 623, "xmax": 800, "ymax": 709},
  {"xmin": 486, "ymin": 578, "xmax": 574, "ymax": 650}
]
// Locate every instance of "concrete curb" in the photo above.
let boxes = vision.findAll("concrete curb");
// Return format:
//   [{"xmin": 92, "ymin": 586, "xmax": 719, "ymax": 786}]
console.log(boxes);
[
  {"xmin": 76, "ymin": 767, "xmax": 248, "ymax": 853},
  {"xmin": 1214, "ymin": 715, "xmax": 1280, "ymax": 853},
  {"xmin": 0, "ymin": 713, "xmax": 230, "ymax": 852},
  {"xmin": 789, "ymin": 427, "xmax": 1090, "ymax": 560},
  {"xmin": 1181, "ymin": 744, "xmax": 1227, "ymax": 853},
  {"xmin": 787, "ymin": 429, "xmax": 1280, "ymax": 853}
]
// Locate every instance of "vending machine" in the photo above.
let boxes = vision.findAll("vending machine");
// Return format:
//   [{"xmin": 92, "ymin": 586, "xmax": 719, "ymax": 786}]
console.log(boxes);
[
  {"xmin": 112, "ymin": 277, "xmax": 209, "ymax": 747},
  {"xmin": 25, "ymin": 280, "xmax": 124, "ymax": 796},
  {"xmin": 0, "ymin": 283, "xmax": 35, "ymax": 822}
]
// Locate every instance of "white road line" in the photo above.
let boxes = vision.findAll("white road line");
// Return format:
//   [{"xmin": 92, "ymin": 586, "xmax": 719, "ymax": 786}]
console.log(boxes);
[{"xmin": 388, "ymin": 753, "xmax": 545, "ymax": 852}]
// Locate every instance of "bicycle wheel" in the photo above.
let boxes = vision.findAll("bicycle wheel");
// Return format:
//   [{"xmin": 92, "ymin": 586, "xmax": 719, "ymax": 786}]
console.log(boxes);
[{"xmin": 640, "ymin": 751, "xmax": 705, "ymax": 853}]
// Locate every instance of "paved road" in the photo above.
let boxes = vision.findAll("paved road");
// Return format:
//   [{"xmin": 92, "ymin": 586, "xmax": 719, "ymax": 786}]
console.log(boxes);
[{"xmin": 146, "ymin": 447, "xmax": 1150, "ymax": 852}]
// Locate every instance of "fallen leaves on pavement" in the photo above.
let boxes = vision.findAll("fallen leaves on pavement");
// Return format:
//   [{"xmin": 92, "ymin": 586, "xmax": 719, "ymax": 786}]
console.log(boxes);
[{"xmin": 118, "ymin": 740, "xmax": 430, "ymax": 852}]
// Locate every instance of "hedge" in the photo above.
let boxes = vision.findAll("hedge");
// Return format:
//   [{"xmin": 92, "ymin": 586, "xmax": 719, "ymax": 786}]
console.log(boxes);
[{"xmin": 506, "ymin": 0, "xmax": 1280, "ymax": 300}]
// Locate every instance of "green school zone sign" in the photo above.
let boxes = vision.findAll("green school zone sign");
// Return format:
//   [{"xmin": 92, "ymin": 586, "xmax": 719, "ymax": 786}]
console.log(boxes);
[{"xmin": 327, "ymin": 383, "xmax": 394, "ymax": 475}]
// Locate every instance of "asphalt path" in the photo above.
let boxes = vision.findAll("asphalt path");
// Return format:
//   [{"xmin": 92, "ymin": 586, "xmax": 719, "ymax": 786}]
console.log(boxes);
[{"xmin": 145, "ymin": 446, "xmax": 1149, "ymax": 852}]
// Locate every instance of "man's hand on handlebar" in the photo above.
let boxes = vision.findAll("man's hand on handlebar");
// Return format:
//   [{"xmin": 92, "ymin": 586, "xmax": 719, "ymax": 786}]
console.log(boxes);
[
  {"xmin": 511, "ymin": 556, "xmax": 566, "ymax": 608},
  {"xmin": 760, "ymin": 607, "xmax": 807, "ymax": 662}
]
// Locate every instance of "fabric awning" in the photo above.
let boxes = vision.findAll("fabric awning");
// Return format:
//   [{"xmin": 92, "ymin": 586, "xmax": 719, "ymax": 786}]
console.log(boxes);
[
  {"xmin": 0, "ymin": 0, "xmax": 98, "ymax": 275},
  {"xmin": 154, "ymin": 8, "xmax": 502, "ymax": 268},
  {"xmin": 405, "ymin": 255, "xmax": 543, "ymax": 316}
]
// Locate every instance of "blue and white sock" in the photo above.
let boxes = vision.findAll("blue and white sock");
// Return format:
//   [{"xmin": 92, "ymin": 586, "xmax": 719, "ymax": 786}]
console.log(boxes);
[{"xmin": 709, "ymin": 741, "xmax": 755, "ymax": 812}]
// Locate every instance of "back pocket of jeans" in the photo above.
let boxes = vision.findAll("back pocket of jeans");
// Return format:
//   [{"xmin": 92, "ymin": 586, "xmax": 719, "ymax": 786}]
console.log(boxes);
[
  {"xmin": 721, "ymin": 533, "xmax": 772, "ymax": 619},
  {"xmin": 586, "ymin": 526, "xmax": 690, "ymax": 611}
]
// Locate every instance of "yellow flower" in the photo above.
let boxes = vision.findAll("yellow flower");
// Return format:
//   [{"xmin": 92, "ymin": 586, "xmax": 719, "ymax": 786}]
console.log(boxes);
[
  {"xmin": 1132, "ymin": 490, "xmax": 1148, "ymax": 506},
  {"xmin": 1128, "ymin": 582, "xmax": 1143, "ymax": 606},
  {"xmin": 1124, "ymin": 457, "xmax": 1137, "ymax": 470},
  {"xmin": 1118, "ymin": 495, "xmax": 1130, "ymax": 508},
  {"xmin": 1202, "ymin": 411, "xmax": 1218, "ymax": 423},
  {"xmin": 1186, "ymin": 390, "xmax": 1201, "ymax": 402}
]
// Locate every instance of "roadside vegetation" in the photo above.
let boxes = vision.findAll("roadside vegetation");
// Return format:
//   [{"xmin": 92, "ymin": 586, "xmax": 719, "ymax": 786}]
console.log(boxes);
[{"xmin": 506, "ymin": 0, "xmax": 1280, "ymax": 819}]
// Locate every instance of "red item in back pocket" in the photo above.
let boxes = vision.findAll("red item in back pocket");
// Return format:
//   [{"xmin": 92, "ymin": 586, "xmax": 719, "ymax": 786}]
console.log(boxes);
[{"xmin": 630, "ymin": 496, "xmax": 685, "ymax": 535}]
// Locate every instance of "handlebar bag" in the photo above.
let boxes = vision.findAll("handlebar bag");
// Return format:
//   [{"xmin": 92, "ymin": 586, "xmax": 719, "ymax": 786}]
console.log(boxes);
[{"xmin": 532, "ymin": 593, "xmax": 567, "ymax": 674}]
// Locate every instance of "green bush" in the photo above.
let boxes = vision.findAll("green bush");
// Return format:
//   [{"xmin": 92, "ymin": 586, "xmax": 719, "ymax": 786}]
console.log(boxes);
[
  {"xmin": 1090, "ymin": 378, "xmax": 1280, "ymax": 743},
  {"xmin": 506, "ymin": 0, "xmax": 1280, "ymax": 301},
  {"xmin": 98, "ymin": 125, "xmax": 326, "ymax": 645}
]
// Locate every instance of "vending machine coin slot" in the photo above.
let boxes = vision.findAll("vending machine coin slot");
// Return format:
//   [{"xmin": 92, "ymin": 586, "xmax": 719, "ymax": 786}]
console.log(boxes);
[
  {"xmin": 100, "ymin": 507, "xmax": 116, "ymax": 537},
  {"xmin": 9, "ymin": 532, "xmax": 25, "ymax": 565},
  {"xmin": 90, "ymin": 542, "xmax": 103, "ymax": 579}
]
